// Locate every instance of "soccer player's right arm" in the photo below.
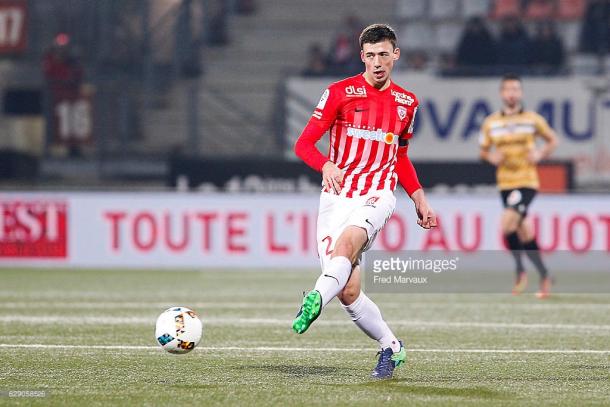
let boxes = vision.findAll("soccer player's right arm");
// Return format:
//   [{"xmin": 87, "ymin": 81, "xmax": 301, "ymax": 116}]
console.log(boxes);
[
  {"xmin": 479, "ymin": 118, "xmax": 500, "ymax": 165},
  {"xmin": 294, "ymin": 87, "xmax": 339, "ymax": 172},
  {"xmin": 478, "ymin": 118, "xmax": 491, "ymax": 159}
]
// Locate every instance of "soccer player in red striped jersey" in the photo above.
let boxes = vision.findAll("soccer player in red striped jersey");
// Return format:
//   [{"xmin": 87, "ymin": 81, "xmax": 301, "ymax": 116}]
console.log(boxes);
[{"xmin": 292, "ymin": 24, "xmax": 437, "ymax": 379}]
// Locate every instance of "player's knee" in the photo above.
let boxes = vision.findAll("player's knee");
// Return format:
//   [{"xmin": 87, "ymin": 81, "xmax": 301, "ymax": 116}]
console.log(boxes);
[{"xmin": 501, "ymin": 211, "xmax": 520, "ymax": 233}]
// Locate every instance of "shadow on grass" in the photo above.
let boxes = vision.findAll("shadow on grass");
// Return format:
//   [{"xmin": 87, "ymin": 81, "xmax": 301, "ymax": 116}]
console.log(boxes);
[
  {"xmin": 340, "ymin": 381, "xmax": 510, "ymax": 400},
  {"xmin": 244, "ymin": 363, "xmax": 342, "ymax": 377}
]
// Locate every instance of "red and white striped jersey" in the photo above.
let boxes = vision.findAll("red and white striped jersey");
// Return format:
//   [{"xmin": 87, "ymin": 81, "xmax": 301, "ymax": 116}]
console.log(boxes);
[{"xmin": 308, "ymin": 74, "xmax": 419, "ymax": 198}]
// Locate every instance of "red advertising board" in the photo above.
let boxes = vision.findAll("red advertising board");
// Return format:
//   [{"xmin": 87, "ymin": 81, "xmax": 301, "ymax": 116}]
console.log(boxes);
[
  {"xmin": 0, "ymin": 199, "xmax": 68, "ymax": 258},
  {"xmin": 0, "ymin": 0, "xmax": 27, "ymax": 54}
]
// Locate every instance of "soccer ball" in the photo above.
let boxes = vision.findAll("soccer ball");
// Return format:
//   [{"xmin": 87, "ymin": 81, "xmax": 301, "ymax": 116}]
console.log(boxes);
[{"xmin": 155, "ymin": 306, "xmax": 203, "ymax": 354}]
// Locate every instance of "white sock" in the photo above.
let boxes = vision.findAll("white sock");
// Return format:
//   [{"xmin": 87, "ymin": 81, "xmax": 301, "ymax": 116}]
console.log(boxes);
[
  {"xmin": 342, "ymin": 291, "xmax": 401, "ymax": 352},
  {"xmin": 314, "ymin": 256, "xmax": 352, "ymax": 308}
]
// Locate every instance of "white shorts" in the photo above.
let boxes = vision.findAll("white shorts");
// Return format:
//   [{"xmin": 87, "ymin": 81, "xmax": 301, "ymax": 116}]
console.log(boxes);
[{"xmin": 316, "ymin": 189, "xmax": 396, "ymax": 270}]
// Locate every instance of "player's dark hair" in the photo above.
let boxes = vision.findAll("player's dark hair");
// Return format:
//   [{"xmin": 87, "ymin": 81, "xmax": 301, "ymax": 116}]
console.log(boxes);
[
  {"xmin": 501, "ymin": 73, "xmax": 521, "ymax": 83},
  {"xmin": 359, "ymin": 24, "xmax": 397, "ymax": 50}
]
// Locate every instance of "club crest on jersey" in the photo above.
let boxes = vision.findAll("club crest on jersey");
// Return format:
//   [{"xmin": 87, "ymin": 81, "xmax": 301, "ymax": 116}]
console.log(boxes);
[
  {"xmin": 397, "ymin": 106, "xmax": 407, "ymax": 120},
  {"xmin": 345, "ymin": 85, "xmax": 367, "ymax": 97},
  {"xmin": 391, "ymin": 90, "xmax": 414, "ymax": 106}
]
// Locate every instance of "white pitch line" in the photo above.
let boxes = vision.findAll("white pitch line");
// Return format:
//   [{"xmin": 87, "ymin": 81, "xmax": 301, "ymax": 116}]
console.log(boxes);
[
  {"xmin": 2, "ymin": 301, "xmax": 610, "ymax": 311},
  {"xmin": 0, "ymin": 343, "xmax": 609, "ymax": 354},
  {"xmin": 0, "ymin": 316, "xmax": 609, "ymax": 331}
]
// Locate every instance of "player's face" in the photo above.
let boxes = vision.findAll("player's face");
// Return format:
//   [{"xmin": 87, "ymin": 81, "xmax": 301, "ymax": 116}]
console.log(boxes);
[
  {"xmin": 361, "ymin": 40, "xmax": 400, "ymax": 88},
  {"xmin": 500, "ymin": 80, "xmax": 523, "ymax": 109}
]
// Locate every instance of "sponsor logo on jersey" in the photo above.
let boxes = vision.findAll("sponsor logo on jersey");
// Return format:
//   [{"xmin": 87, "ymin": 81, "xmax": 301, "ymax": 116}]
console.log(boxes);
[
  {"xmin": 316, "ymin": 89, "xmax": 330, "ymax": 110},
  {"xmin": 397, "ymin": 106, "xmax": 407, "ymax": 120},
  {"xmin": 346, "ymin": 127, "xmax": 397, "ymax": 145},
  {"xmin": 391, "ymin": 90, "xmax": 414, "ymax": 105},
  {"xmin": 345, "ymin": 85, "xmax": 367, "ymax": 97}
]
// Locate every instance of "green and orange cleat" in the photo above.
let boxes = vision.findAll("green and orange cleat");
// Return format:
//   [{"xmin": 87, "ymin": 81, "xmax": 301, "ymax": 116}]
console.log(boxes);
[
  {"xmin": 536, "ymin": 277, "xmax": 551, "ymax": 299},
  {"xmin": 371, "ymin": 340, "xmax": 406, "ymax": 379}
]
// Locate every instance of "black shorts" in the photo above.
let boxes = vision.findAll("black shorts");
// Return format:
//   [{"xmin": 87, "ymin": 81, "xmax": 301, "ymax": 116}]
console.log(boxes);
[{"xmin": 500, "ymin": 188, "xmax": 537, "ymax": 217}]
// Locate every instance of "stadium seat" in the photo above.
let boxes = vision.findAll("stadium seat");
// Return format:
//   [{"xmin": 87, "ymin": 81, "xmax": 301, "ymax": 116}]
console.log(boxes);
[
  {"xmin": 396, "ymin": 0, "xmax": 427, "ymax": 19},
  {"xmin": 430, "ymin": 0, "xmax": 460, "ymax": 19},
  {"xmin": 462, "ymin": 0, "xmax": 492, "ymax": 17},
  {"xmin": 490, "ymin": 0, "xmax": 521, "ymax": 18},
  {"xmin": 556, "ymin": 0, "xmax": 585, "ymax": 20},
  {"xmin": 398, "ymin": 22, "xmax": 435, "ymax": 51},
  {"xmin": 524, "ymin": 0, "xmax": 556, "ymax": 20}
]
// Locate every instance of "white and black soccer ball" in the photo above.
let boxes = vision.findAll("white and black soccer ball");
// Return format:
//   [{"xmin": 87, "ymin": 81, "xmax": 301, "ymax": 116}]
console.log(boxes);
[{"xmin": 155, "ymin": 307, "xmax": 203, "ymax": 354}]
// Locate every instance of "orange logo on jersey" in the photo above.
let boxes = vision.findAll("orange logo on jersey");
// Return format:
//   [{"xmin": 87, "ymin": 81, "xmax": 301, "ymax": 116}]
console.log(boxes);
[{"xmin": 384, "ymin": 133, "xmax": 396, "ymax": 145}]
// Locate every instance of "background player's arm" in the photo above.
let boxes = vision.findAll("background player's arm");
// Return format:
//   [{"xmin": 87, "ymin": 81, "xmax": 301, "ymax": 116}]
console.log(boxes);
[
  {"xmin": 529, "ymin": 117, "xmax": 558, "ymax": 164},
  {"xmin": 479, "ymin": 120, "xmax": 504, "ymax": 166}
]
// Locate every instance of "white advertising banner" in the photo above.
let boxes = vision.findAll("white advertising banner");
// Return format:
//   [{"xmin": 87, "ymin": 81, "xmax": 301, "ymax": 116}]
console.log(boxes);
[
  {"xmin": 1, "ymin": 192, "xmax": 609, "ymax": 269},
  {"xmin": 285, "ymin": 74, "xmax": 610, "ymax": 184}
]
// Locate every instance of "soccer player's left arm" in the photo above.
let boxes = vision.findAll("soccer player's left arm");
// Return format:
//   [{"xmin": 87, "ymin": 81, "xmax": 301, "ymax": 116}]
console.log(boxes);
[
  {"xmin": 531, "ymin": 115, "xmax": 559, "ymax": 164},
  {"xmin": 396, "ymin": 106, "xmax": 437, "ymax": 229}
]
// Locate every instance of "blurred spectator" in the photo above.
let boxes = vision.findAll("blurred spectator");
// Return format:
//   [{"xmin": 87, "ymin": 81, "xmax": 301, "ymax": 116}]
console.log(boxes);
[
  {"xmin": 529, "ymin": 21, "xmax": 565, "ymax": 74},
  {"xmin": 42, "ymin": 33, "xmax": 85, "ymax": 157},
  {"xmin": 579, "ymin": 0, "xmax": 610, "ymax": 54},
  {"xmin": 327, "ymin": 15, "xmax": 362, "ymax": 75},
  {"xmin": 491, "ymin": 0, "xmax": 522, "ymax": 19},
  {"xmin": 496, "ymin": 17, "xmax": 531, "ymax": 70},
  {"xmin": 524, "ymin": 0, "xmax": 556, "ymax": 20},
  {"xmin": 302, "ymin": 43, "xmax": 329, "ymax": 77},
  {"xmin": 43, "ymin": 33, "xmax": 84, "ymax": 93},
  {"xmin": 206, "ymin": 0, "xmax": 229, "ymax": 46},
  {"xmin": 455, "ymin": 17, "xmax": 497, "ymax": 72},
  {"xmin": 556, "ymin": 0, "xmax": 586, "ymax": 20}
]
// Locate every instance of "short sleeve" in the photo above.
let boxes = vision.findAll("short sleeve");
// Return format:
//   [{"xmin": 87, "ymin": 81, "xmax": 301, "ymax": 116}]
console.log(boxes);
[
  {"xmin": 479, "ymin": 118, "xmax": 492, "ymax": 149},
  {"xmin": 533, "ymin": 113, "xmax": 552, "ymax": 136}
]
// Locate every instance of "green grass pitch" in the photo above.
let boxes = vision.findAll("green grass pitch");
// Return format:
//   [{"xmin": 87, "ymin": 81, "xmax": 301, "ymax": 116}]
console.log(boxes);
[{"xmin": 1, "ymin": 268, "xmax": 609, "ymax": 406}]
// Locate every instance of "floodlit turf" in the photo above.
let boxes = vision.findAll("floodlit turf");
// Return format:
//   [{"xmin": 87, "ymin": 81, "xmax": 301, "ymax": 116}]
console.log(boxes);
[{"xmin": 1, "ymin": 268, "xmax": 609, "ymax": 406}]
